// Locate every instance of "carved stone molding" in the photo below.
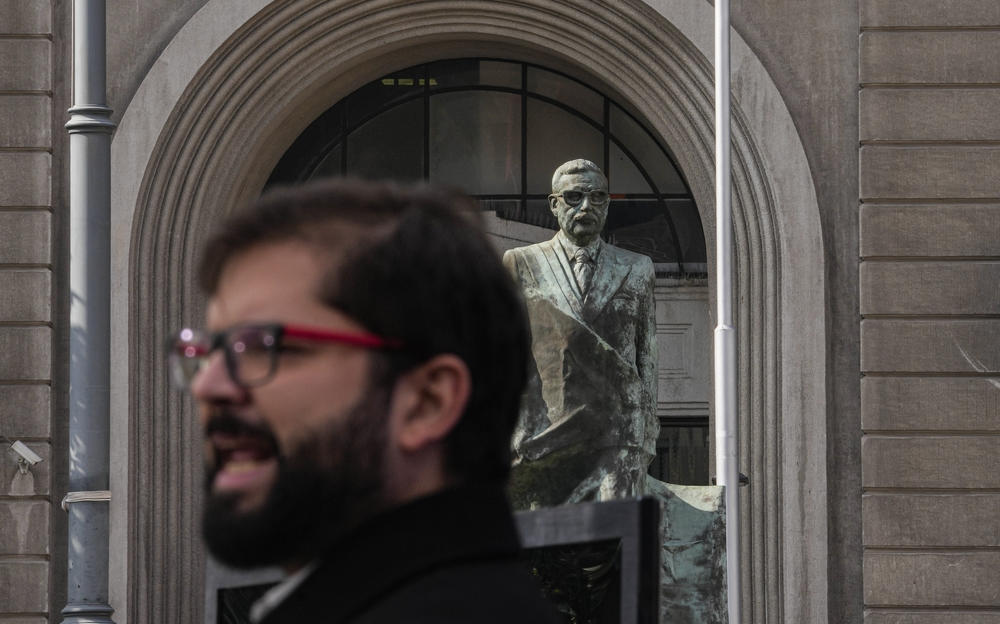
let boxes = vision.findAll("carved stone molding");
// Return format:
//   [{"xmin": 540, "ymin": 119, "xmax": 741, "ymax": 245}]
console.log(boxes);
[{"xmin": 111, "ymin": 1, "xmax": 826, "ymax": 623}]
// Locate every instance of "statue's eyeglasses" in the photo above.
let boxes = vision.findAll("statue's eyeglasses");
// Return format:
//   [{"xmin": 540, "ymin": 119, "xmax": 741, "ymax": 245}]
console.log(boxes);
[
  {"xmin": 166, "ymin": 323, "xmax": 403, "ymax": 389},
  {"xmin": 552, "ymin": 190, "xmax": 610, "ymax": 207}
]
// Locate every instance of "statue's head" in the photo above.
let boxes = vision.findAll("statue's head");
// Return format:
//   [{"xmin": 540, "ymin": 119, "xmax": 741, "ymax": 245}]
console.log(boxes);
[{"xmin": 549, "ymin": 159, "xmax": 610, "ymax": 246}]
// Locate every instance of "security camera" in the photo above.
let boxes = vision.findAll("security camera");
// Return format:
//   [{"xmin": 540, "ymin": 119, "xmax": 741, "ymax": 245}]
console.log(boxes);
[{"xmin": 9, "ymin": 440, "xmax": 42, "ymax": 466}]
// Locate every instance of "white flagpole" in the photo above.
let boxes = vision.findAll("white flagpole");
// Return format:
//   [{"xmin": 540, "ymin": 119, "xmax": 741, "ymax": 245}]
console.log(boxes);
[{"xmin": 714, "ymin": 0, "xmax": 741, "ymax": 622}]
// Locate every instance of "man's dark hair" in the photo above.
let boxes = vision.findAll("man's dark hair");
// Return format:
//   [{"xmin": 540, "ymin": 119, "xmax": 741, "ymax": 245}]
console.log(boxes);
[{"xmin": 199, "ymin": 178, "xmax": 530, "ymax": 482}]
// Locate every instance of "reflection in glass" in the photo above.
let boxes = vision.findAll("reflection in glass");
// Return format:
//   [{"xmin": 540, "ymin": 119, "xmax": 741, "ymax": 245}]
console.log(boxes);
[
  {"xmin": 428, "ymin": 59, "xmax": 521, "ymax": 89},
  {"xmin": 648, "ymin": 422, "xmax": 710, "ymax": 485},
  {"xmin": 527, "ymin": 66, "xmax": 604, "ymax": 123},
  {"xmin": 346, "ymin": 100, "xmax": 423, "ymax": 181},
  {"xmin": 666, "ymin": 200, "xmax": 707, "ymax": 269},
  {"xmin": 346, "ymin": 70, "xmax": 422, "ymax": 128},
  {"xmin": 527, "ymin": 98, "xmax": 603, "ymax": 194},
  {"xmin": 610, "ymin": 105, "xmax": 686, "ymax": 194},
  {"xmin": 607, "ymin": 142, "xmax": 651, "ymax": 194},
  {"xmin": 310, "ymin": 142, "xmax": 342, "ymax": 179},
  {"xmin": 430, "ymin": 92, "xmax": 521, "ymax": 194},
  {"xmin": 605, "ymin": 199, "xmax": 678, "ymax": 264}
]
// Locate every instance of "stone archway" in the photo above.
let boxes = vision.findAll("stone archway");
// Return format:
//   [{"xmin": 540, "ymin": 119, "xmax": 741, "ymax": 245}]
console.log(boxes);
[{"xmin": 110, "ymin": 2, "xmax": 826, "ymax": 623}]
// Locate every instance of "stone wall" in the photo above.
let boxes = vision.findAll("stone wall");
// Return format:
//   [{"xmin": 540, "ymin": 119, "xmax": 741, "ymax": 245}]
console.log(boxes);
[
  {"xmin": 0, "ymin": 1, "xmax": 56, "ymax": 622},
  {"xmin": 859, "ymin": 1, "xmax": 1000, "ymax": 621}
]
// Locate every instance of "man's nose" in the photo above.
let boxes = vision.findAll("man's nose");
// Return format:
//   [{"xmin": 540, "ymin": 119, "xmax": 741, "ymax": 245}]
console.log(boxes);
[{"xmin": 190, "ymin": 351, "xmax": 246, "ymax": 405}]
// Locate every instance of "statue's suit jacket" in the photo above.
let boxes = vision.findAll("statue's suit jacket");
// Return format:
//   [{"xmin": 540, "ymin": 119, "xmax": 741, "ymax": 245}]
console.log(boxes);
[{"xmin": 503, "ymin": 235, "xmax": 658, "ymax": 507}]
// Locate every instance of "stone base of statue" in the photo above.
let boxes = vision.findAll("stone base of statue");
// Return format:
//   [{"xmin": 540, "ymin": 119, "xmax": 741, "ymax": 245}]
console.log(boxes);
[{"xmin": 646, "ymin": 478, "xmax": 727, "ymax": 624}]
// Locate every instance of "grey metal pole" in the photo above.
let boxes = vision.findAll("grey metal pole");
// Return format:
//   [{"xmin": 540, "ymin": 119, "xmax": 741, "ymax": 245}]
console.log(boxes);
[
  {"xmin": 63, "ymin": 1, "xmax": 117, "ymax": 622},
  {"xmin": 713, "ymin": 0, "xmax": 741, "ymax": 622}
]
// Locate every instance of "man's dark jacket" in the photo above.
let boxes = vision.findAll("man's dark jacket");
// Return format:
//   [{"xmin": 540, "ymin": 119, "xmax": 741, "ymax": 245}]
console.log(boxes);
[{"xmin": 260, "ymin": 484, "xmax": 561, "ymax": 624}]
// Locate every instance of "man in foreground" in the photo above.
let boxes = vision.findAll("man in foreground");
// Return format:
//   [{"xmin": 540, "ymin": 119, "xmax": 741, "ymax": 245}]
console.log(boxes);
[{"xmin": 168, "ymin": 180, "xmax": 559, "ymax": 623}]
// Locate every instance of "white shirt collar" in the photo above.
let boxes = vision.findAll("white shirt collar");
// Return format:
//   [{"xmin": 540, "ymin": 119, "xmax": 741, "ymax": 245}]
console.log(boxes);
[{"xmin": 249, "ymin": 561, "xmax": 319, "ymax": 624}]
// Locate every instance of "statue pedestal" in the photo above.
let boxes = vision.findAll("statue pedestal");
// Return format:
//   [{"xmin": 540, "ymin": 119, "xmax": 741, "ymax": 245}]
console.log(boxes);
[{"xmin": 647, "ymin": 478, "xmax": 728, "ymax": 624}]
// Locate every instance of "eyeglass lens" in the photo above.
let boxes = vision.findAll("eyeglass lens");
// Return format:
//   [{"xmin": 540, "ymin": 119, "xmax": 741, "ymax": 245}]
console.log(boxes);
[
  {"xmin": 560, "ymin": 190, "xmax": 609, "ymax": 206},
  {"xmin": 168, "ymin": 326, "xmax": 279, "ymax": 388},
  {"xmin": 225, "ymin": 327, "xmax": 277, "ymax": 386}
]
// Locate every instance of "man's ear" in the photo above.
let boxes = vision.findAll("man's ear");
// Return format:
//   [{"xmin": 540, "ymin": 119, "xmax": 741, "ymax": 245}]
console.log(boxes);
[
  {"xmin": 390, "ymin": 354, "xmax": 471, "ymax": 453},
  {"xmin": 548, "ymin": 194, "xmax": 559, "ymax": 215}
]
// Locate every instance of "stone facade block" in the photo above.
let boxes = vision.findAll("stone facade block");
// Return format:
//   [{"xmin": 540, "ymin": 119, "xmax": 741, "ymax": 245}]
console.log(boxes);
[
  {"xmin": 860, "ymin": 205, "xmax": 1000, "ymax": 257},
  {"xmin": 0, "ymin": 327, "xmax": 51, "ymax": 380},
  {"xmin": 861, "ymin": 88, "xmax": 1000, "ymax": 142},
  {"xmin": 862, "ymin": 436, "xmax": 1000, "ymax": 489},
  {"xmin": 0, "ymin": 560, "xmax": 47, "ymax": 613},
  {"xmin": 860, "ymin": 146, "xmax": 1000, "ymax": 200},
  {"xmin": 862, "ymin": 0, "xmax": 1000, "ymax": 28},
  {"xmin": 862, "ymin": 377, "xmax": 1000, "ymax": 431},
  {"xmin": 861, "ymin": 262, "xmax": 1000, "ymax": 315},
  {"xmin": 0, "ymin": 269, "xmax": 50, "ymax": 321},
  {"xmin": 0, "ymin": 500, "xmax": 49, "ymax": 554},
  {"xmin": 861, "ymin": 31, "xmax": 1000, "ymax": 84},
  {"xmin": 0, "ymin": 154, "xmax": 51, "ymax": 206},
  {"xmin": 864, "ymin": 552, "xmax": 1000, "ymax": 606},
  {"xmin": 863, "ymin": 493, "xmax": 1000, "ymax": 547},
  {"xmin": 866, "ymin": 615, "xmax": 1000, "ymax": 624},
  {"xmin": 0, "ymin": 0, "xmax": 51, "ymax": 33},
  {"xmin": 0, "ymin": 39, "xmax": 50, "ymax": 91},
  {"xmin": 0, "ymin": 441, "xmax": 48, "ymax": 495},
  {"xmin": 0, "ymin": 95, "xmax": 51, "ymax": 147},
  {"xmin": 861, "ymin": 319, "xmax": 1000, "ymax": 373},
  {"xmin": 0, "ymin": 211, "xmax": 50, "ymax": 263},
  {"xmin": 0, "ymin": 385, "xmax": 50, "ymax": 437}
]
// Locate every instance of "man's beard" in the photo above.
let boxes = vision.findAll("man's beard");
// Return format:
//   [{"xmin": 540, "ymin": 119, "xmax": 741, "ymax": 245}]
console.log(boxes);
[{"xmin": 201, "ymin": 390, "xmax": 389, "ymax": 569}]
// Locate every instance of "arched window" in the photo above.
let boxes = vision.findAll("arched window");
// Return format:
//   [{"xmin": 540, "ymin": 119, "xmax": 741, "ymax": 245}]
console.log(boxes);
[
  {"xmin": 269, "ymin": 59, "xmax": 706, "ymax": 276},
  {"xmin": 269, "ymin": 59, "xmax": 709, "ymax": 484}
]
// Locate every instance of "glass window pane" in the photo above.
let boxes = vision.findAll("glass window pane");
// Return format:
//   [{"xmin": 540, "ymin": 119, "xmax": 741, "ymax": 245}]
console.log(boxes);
[
  {"xmin": 428, "ymin": 59, "xmax": 521, "ymax": 89},
  {"xmin": 666, "ymin": 199, "xmax": 708, "ymax": 267},
  {"xmin": 610, "ymin": 104, "xmax": 686, "ymax": 194},
  {"xmin": 429, "ymin": 92, "xmax": 521, "ymax": 194},
  {"xmin": 605, "ymin": 199, "xmax": 679, "ymax": 263},
  {"xmin": 308, "ymin": 142, "xmax": 342, "ymax": 180},
  {"xmin": 346, "ymin": 69, "xmax": 424, "ymax": 128},
  {"xmin": 648, "ymin": 423, "xmax": 709, "ymax": 485},
  {"xmin": 526, "ymin": 98, "xmax": 604, "ymax": 194},
  {"xmin": 346, "ymin": 99, "xmax": 423, "ymax": 182},
  {"xmin": 527, "ymin": 67, "xmax": 603, "ymax": 123},
  {"xmin": 608, "ymin": 142, "xmax": 652, "ymax": 194}
]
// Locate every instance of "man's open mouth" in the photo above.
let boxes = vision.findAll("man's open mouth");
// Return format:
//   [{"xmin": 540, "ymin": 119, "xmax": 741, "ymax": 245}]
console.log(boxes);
[{"xmin": 205, "ymin": 415, "xmax": 280, "ymax": 494}]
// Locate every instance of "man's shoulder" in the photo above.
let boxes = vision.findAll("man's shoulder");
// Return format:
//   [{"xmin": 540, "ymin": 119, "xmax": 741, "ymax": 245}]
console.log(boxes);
[{"xmin": 354, "ymin": 559, "xmax": 561, "ymax": 624}]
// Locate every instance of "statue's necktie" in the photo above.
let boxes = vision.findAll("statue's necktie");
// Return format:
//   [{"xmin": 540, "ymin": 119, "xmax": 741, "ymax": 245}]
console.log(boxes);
[{"xmin": 573, "ymin": 248, "xmax": 595, "ymax": 294}]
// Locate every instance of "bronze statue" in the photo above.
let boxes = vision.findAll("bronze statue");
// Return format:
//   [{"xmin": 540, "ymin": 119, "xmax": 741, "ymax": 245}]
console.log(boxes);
[{"xmin": 503, "ymin": 159, "xmax": 658, "ymax": 509}]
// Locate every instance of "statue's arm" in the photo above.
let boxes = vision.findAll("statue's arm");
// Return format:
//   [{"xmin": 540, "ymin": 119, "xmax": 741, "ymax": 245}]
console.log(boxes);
[
  {"xmin": 637, "ymin": 259, "xmax": 659, "ymax": 460},
  {"xmin": 501, "ymin": 248, "xmax": 518, "ymax": 278}
]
